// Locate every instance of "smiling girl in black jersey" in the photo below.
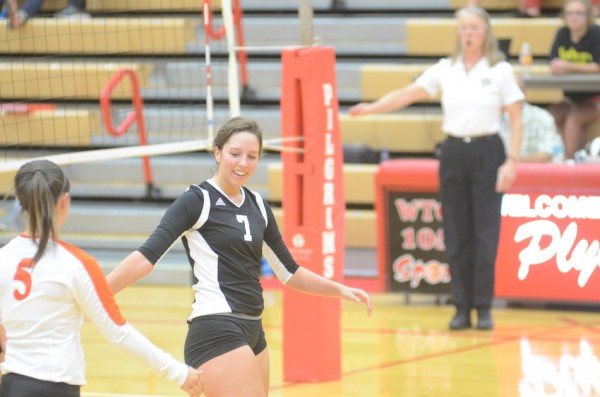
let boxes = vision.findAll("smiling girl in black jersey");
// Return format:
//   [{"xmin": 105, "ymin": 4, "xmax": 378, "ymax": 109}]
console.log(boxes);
[{"xmin": 106, "ymin": 117, "xmax": 373, "ymax": 397}]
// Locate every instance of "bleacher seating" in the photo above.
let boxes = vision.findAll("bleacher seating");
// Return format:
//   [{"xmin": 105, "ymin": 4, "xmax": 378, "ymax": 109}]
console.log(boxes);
[
  {"xmin": 0, "ymin": 62, "xmax": 152, "ymax": 99},
  {"xmin": 351, "ymin": 61, "xmax": 600, "ymax": 154},
  {"xmin": 0, "ymin": 171, "xmax": 16, "ymax": 196},
  {"xmin": 42, "ymin": 0, "xmax": 562, "ymax": 13},
  {"xmin": 359, "ymin": 64, "xmax": 564, "ymax": 103},
  {"xmin": 41, "ymin": 0, "xmax": 211, "ymax": 12},
  {"xmin": 267, "ymin": 163, "xmax": 378, "ymax": 249},
  {"xmin": 340, "ymin": 113, "xmax": 445, "ymax": 153},
  {"xmin": 407, "ymin": 18, "xmax": 566, "ymax": 57},
  {"xmin": 0, "ymin": 19, "xmax": 197, "ymax": 54},
  {"xmin": 268, "ymin": 163, "xmax": 379, "ymax": 205},
  {"xmin": 1, "ymin": 109, "xmax": 100, "ymax": 146}
]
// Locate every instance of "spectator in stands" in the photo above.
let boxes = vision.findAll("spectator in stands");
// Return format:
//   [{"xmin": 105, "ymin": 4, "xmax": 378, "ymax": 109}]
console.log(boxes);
[
  {"xmin": 349, "ymin": 6, "xmax": 523, "ymax": 331},
  {"xmin": 500, "ymin": 77, "xmax": 562, "ymax": 162},
  {"xmin": 548, "ymin": 0, "xmax": 600, "ymax": 159},
  {"xmin": 0, "ymin": 159, "xmax": 203, "ymax": 397},
  {"xmin": 105, "ymin": 117, "xmax": 372, "ymax": 397},
  {"xmin": 1, "ymin": 0, "xmax": 88, "ymax": 29},
  {"xmin": 468, "ymin": 0, "xmax": 600, "ymax": 17}
]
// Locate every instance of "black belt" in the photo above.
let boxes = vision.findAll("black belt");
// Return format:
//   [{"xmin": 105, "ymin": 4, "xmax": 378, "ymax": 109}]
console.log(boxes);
[{"xmin": 447, "ymin": 133, "xmax": 497, "ymax": 143}]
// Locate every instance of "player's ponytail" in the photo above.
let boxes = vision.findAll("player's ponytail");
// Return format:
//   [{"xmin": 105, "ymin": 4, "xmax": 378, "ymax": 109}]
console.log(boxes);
[{"xmin": 14, "ymin": 160, "xmax": 70, "ymax": 265}]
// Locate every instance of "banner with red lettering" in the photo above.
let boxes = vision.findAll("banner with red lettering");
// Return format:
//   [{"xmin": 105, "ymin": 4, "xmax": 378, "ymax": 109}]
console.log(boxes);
[
  {"xmin": 387, "ymin": 191, "xmax": 451, "ymax": 293},
  {"xmin": 495, "ymin": 192, "xmax": 600, "ymax": 302}
]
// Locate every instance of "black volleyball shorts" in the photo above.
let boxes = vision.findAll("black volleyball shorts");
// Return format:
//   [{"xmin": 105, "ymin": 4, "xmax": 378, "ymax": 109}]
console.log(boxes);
[{"xmin": 184, "ymin": 314, "xmax": 267, "ymax": 368}]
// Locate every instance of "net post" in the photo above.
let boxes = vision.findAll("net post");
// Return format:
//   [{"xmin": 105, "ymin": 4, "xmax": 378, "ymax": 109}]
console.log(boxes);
[{"xmin": 280, "ymin": 46, "xmax": 344, "ymax": 382}]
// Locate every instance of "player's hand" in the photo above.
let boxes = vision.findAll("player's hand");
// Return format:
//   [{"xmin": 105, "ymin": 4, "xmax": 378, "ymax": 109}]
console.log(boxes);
[
  {"xmin": 340, "ymin": 286, "xmax": 373, "ymax": 316},
  {"xmin": 181, "ymin": 366, "xmax": 203, "ymax": 397}
]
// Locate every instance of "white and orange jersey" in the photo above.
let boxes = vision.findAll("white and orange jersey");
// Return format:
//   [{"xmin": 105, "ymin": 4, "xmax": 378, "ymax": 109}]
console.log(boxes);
[{"xmin": 0, "ymin": 235, "xmax": 188, "ymax": 386}]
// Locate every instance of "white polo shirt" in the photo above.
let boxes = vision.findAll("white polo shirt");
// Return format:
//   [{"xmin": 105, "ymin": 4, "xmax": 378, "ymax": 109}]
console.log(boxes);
[{"xmin": 415, "ymin": 57, "xmax": 524, "ymax": 137}]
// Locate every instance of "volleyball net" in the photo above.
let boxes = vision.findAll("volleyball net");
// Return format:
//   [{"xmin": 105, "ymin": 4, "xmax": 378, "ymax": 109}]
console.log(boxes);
[{"xmin": 0, "ymin": 0, "xmax": 247, "ymax": 180}]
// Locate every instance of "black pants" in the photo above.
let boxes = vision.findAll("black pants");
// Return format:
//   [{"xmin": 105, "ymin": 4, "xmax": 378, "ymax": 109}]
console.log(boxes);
[
  {"xmin": 0, "ymin": 373, "xmax": 80, "ymax": 397},
  {"xmin": 439, "ymin": 134, "xmax": 505, "ymax": 312}
]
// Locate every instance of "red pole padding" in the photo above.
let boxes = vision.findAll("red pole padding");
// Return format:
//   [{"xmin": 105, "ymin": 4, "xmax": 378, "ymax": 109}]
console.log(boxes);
[{"xmin": 280, "ymin": 47, "xmax": 345, "ymax": 382}]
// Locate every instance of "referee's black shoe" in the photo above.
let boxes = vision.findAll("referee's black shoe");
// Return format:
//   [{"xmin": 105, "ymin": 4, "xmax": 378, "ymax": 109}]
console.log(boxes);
[
  {"xmin": 476, "ymin": 309, "xmax": 494, "ymax": 330},
  {"xmin": 449, "ymin": 311, "xmax": 471, "ymax": 330}
]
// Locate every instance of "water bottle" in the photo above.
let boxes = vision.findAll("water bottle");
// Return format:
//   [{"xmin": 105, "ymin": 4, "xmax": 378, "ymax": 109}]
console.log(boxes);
[
  {"xmin": 519, "ymin": 42, "xmax": 533, "ymax": 77},
  {"xmin": 552, "ymin": 135, "xmax": 564, "ymax": 164}
]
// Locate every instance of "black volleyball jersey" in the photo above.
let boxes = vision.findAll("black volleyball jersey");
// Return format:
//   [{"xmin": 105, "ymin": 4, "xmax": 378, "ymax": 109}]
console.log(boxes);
[{"xmin": 138, "ymin": 179, "xmax": 299, "ymax": 319}]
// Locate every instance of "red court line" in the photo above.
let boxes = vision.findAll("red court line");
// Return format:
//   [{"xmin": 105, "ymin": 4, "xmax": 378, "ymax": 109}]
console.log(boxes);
[
  {"xmin": 559, "ymin": 316, "xmax": 600, "ymax": 333},
  {"xmin": 268, "ymin": 335, "xmax": 521, "ymax": 391}
]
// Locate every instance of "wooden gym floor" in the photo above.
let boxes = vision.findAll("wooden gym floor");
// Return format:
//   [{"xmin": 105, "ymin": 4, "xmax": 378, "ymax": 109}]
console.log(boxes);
[{"xmin": 81, "ymin": 285, "xmax": 600, "ymax": 397}]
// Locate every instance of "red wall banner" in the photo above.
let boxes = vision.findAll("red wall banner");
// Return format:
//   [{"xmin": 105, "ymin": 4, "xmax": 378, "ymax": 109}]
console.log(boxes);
[
  {"xmin": 376, "ymin": 159, "xmax": 600, "ymax": 303},
  {"xmin": 495, "ymin": 162, "xmax": 600, "ymax": 303},
  {"xmin": 280, "ymin": 47, "xmax": 345, "ymax": 382}
]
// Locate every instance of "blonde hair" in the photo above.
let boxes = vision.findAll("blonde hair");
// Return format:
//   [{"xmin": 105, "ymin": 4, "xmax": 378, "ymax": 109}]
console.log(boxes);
[
  {"xmin": 453, "ymin": 6, "xmax": 505, "ymax": 66},
  {"xmin": 562, "ymin": 0, "xmax": 595, "ymax": 29}
]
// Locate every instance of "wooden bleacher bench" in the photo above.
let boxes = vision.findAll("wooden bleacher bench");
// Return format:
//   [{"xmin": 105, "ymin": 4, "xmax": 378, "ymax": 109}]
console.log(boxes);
[
  {"xmin": 268, "ymin": 163, "xmax": 379, "ymax": 205},
  {"xmin": 450, "ymin": 0, "xmax": 564, "ymax": 9},
  {"xmin": 0, "ymin": 19, "xmax": 197, "ymax": 55},
  {"xmin": 38, "ymin": 0, "xmax": 564, "ymax": 12},
  {"xmin": 267, "ymin": 163, "xmax": 378, "ymax": 249},
  {"xmin": 406, "ymin": 17, "xmax": 600, "ymax": 57},
  {"xmin": 0, "ymin": 167, "xmax": 16, "ymax": 196},
  {"xmin": 1, "ymin": 109, "xmax": 100, "ymax": 147},
  {"xmin": 360, "ymin": 63, "xmax": 563, "ymax": 104},
  {"xmin": 340, "ymin": 112, "xmax": 600, "ymax": 154},
  {"xmin": 0, "ymin": 62, "xmax": 152, "ymax": 100},
  {"xmin": 354, "ymin": 62, "xmax": 600, "ymax": 150},
  {"xmin": 271, "ymin": 208, "xmax": 377, "ymax": 249},
  {"xmin": 340, "ymin": 113, "xmax": 444, "ymax": 153},
  {"xmin": 41, "ymin": 0, "xmax": 215, "ymax": 12}
]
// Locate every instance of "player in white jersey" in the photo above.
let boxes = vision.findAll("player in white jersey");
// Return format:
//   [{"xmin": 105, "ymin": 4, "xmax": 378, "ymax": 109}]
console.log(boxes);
[
  {"xmin": 106, "ymin": 117, "xmax": 373, "ymax": 397},
  {"xmin": 0, "ymin": 160, "xmax": 203, "ymax": 397}
]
